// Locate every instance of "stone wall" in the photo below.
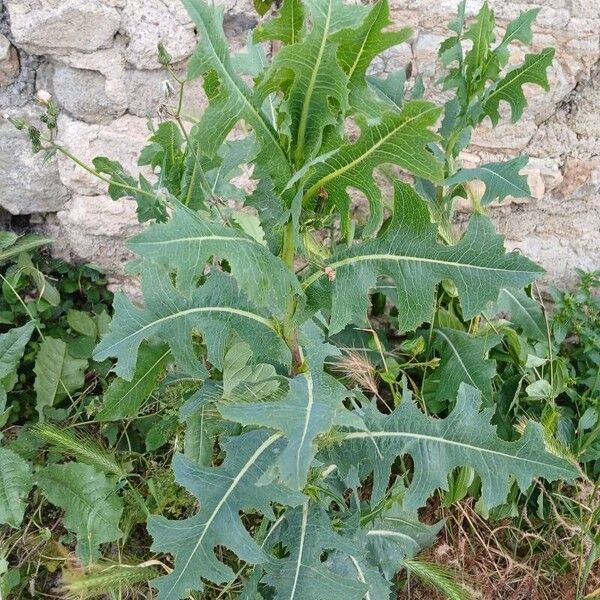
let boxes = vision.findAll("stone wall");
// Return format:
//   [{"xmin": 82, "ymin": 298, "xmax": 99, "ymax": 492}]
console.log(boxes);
[{"xmin": 0, "ymin": 0, "xmax": 598, "ymax": 287}]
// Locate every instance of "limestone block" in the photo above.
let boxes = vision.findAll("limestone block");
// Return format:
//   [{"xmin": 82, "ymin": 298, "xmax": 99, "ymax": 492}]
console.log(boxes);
[
  {"xmin": 495, "ymin": 193, "xmax": 600, "ymax": 286},
  {"xmin": 569, "ymin": 0, "xmax": 600, "ymax": 20},
  {"xmin": 46, "ymin": 194, "xmax": 141, "ymax": 273},
  {"xmin": 370, "ymin": 43, "xmax": 412, "ymax": 76},
  {"xmin": 50, "ymin": 38, "xmax": 126, "ymax": 75},
  {"xmin": 557, "ymin": 158, "xmax": 600, "ymax": 198},
  {"xmin": 471, "ymin": 117, "xmax": 537, "ymax": 152},
  {"xmin": 414, "ymin": 34, "xmax": 445, "ymax": 79},
  {"xmin": 569, "ymin": 72, "xmax": 600, "ymax": 138},
  {"xmin": 527, "ymin": 158, "xmax": 563, "ymax": 194},
  {"xmin": 121, "ymin": 0, "xmax": 196, "ymax": 69},
  {"xmin": 55, "ymin": 114, "xmax": 150, "ymax": 195},
  {"xmin": 5, "ymin": 0, "xmax": 120, "ymax": 55},
  {"xmin": 124, "ymin": 68, "xmax": 207, "ymax": 119},
  {"xmin": 0, "ymin": 107, "xmax": 70, "ymax": 214},
  {"xmin": 52, "ymin": 66, "xmax": 127, "ymax": 123},
  {"xmin": 0, "ymin": 34, "xmax": 20, "ymax": 87}
]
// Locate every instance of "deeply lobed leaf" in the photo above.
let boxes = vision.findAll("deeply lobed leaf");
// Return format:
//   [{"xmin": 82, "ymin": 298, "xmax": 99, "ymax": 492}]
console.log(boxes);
[
  {"xmin": 94, "ymin": 266, "xmax": 291, "ymax": 380},
  {"xmin": 148, "ymin": 430, "xmax": 305, "ymax": 599},
  {"xmin": 325, "ymin": 383, "xmax": 577, "ymax": 511},
  {"xmin": 303, "ymin": 102, "xmax": 443, "ymax": 237},
  {"xmin": 128, "ymin": 202, "xmax": 302, "ymax": 317},
  {"xmin": 304, "ymin": 182, "xmax": 544, "ymax": 334}
]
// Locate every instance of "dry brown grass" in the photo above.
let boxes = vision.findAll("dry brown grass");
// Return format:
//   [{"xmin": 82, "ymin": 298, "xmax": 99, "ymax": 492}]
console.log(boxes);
[{"xmin": 398, "ymin": 489, "xmax": 600, "ymax": 600}]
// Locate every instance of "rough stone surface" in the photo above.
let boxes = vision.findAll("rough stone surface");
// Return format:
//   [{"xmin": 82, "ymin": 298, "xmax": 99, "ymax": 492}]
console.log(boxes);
[
  {"xmin": 45, "ymin": 194, "xmax": 141, "ymax": 271},
  {"xmin": 120, "ymin": 0, "xmax": 196, "ymax": 69},
  {"xmin": 0, "ymin": 106, "xmax": 71, "ymax": 214},
  {"xmin": 5, "ymin": 0, "xmax": 121, "ymax": 55},
  {"xmin": 0, "ymin": 0, "xmax": 598, "ymax": 285},
  {"xmin": 51, "ymin": 65, "xmax": 127, "ymax": 123},
  {"xmin": 55, "ymin": 113, "xmax": 150, "ymax": 196},
  {"xmin": 0, "ymin": 33, "xmax": 19, "ymax": 86}
]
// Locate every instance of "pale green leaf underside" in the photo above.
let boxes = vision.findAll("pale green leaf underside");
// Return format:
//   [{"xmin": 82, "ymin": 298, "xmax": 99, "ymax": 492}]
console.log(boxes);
[
  {"xmin": 0, "ymin": 447, "xmax": 33, "ymax": 528},
  {"xmin": 304, "ymin": 182, "xmax": 543, "ymax": 333},
  {"xmin": 148, "ymin": 431, "xmax": 305, "ymax": 600},
  {"xmin": 328, "ymin": 383, "xmax": 577, "ymax": 511},
  {"xmin": 94, "ymin": 268, "xmax": 290, "ymax": 380},
  {"xmin": 128, "ymin": 202, "xmax": 302, "ymax": 317},
  {"xmin": 36, "ymin": 462, "xmax": 123, "ymax": 564}
]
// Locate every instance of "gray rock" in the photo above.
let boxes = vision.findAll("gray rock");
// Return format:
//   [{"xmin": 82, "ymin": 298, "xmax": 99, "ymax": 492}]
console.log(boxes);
[
  {"xmin": 0, "ymin": 34, "xmax": 20, "ymax": 86},
  {"xmin": 124, "ymin": 67, "xmax": 207, "ymax": 118},
  {"xmin": 52, "ymin": 65, "xmax": 127, "ymax": 123},
  {"xmin": 5, "ymin": 0, "xmax": 120, "ymax": 55},
  {"xmin": 0, "ymin": 107, "xmax": 70, "ymax": 214},
  {"xmin": 45, "ymin": 194, "xmax": 141, "ymax": 273},
  {"xmin": 55, "ymin": 113, "xmax": 150, "ymax": 195},
  {"xmin": 121, "ymin": 0, "xmax": 196, "ymax": 69}
]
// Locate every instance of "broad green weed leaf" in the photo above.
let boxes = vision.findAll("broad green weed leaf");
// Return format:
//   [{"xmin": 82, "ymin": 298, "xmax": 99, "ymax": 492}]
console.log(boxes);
[
  {"xmin": 445, "ymin": 156, "xmax": 531, "ymax": 205},
  {"xmin": 0, "ymin": 322, "xmax": 34, "ymax": 384},
  {"xmin": 67, "ymin": 309, "xmax": 97, "ymax": 338},
  {"xmin": 219, "ymin": 325, "xmax": 363, "ymax": 490},
  {"xmin": 0, "ymin": 447, "xmax": 33, "ymax": 528},
  {"xmin": 332, "ymin": 0, "xmax": 412, "ymax": 115},
  {"xmin": 36, "ymin": 462, "xmax": 123, "ymax": 564},
  {"xmin": 303, "ymin": 102, "xmax": 443, "ymax": 237},
  {"xmin": 256, "ymin": 0, "xmax": 367, "ymax": 167},
  {"xmin": 485, "ymin": 288, "xmax": 547, "ymax": 341},
  {"xmin": 328, "ymin": 384, "xmax": 577, "ymax": 511},
  {"xmin": 92, "ymin": 157, "xmax": 166, "ymax": 222},
  {"xmin": 138, "ymin": 122, "xmax": 185, "ymax": 196},
  {"xmin": 0, "ymin": 323, "xmax": 35, "ymax": 426},
  {"xmin": 483, "ymin": 48, "xmax": 555, "ymax": 125},
  {"xmin": 431, "ymin": 327, "xmax": 501, "ymax": 405},
  {"xmin": 98, "ymin": 343, "xmax": 171, "ymax": 421},
  {"xmin": 128, "ymin": 202, "xmax": 302, "ymax": 317},
  {"xmin": 221, "ymin": 342, "xmax": 281, "ymax": 403},
  {"xmin": 464, "ymin": 2, "xmax": 495, "ymax": 80},
  {"xmin": 262, "ymin": 504, "xmax": 368, "ymax": 600},
  {"xmin": 493, "ymin": 8, "xmax": 540, "ymax": 69},
  {"xmin": 0, "ymin": 234, "xmax": 52, "ymax": 265},
  {"xmin": 304, "ymin": 182, "xmax": 543, "ymax": 334},
  {"xmin": 148, "ymin": 430, "xmax": 305, "ymax": 599},
  {"xmin": 362, "ymin": 503, "xmax": 443, "ymax": 579},
  {"xmin": 34, "ymin": 337, "xmax": 87, "ymax": 419},
  {"xmin": 94, "ymin": 267, "xmax": 291, "ymax": 380},
  {"xmin": 367, "ymin": 70, "xmax": 406, "ymax": 111},
  {"xmin": 181, "ymin": 0, "xmax": 290, "ymax": 188},
  {"xmin": 253, "ymin": 0, "xmax": 304, "ymax": 45}
]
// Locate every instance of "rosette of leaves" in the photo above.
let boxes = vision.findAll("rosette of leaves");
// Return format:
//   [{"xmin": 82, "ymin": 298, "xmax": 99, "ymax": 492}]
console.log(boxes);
[{"xmin": 11, "ymin": 0, "xmax": 572, "ymax": 597}]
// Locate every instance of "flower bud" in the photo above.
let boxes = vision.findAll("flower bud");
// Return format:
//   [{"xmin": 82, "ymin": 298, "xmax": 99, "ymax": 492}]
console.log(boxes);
[
  {"xmin": 36, "ymin": 90, "xmax": 52, "ymax": 106},
  {"xmin": 157, "ymin": 42, "xmax": 172, "ymax": 66}
]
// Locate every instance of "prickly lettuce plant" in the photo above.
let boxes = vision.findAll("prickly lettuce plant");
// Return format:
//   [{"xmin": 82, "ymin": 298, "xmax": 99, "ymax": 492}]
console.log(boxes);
[{"xmin": 3, "ymin": 0, "xmax": 577, "ymax": 598}]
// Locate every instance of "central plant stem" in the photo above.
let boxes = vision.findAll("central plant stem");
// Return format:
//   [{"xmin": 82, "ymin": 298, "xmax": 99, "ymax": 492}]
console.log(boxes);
[{"xmin": 282, "ymin": 221, "xmax": 303, "ymax": 375}]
